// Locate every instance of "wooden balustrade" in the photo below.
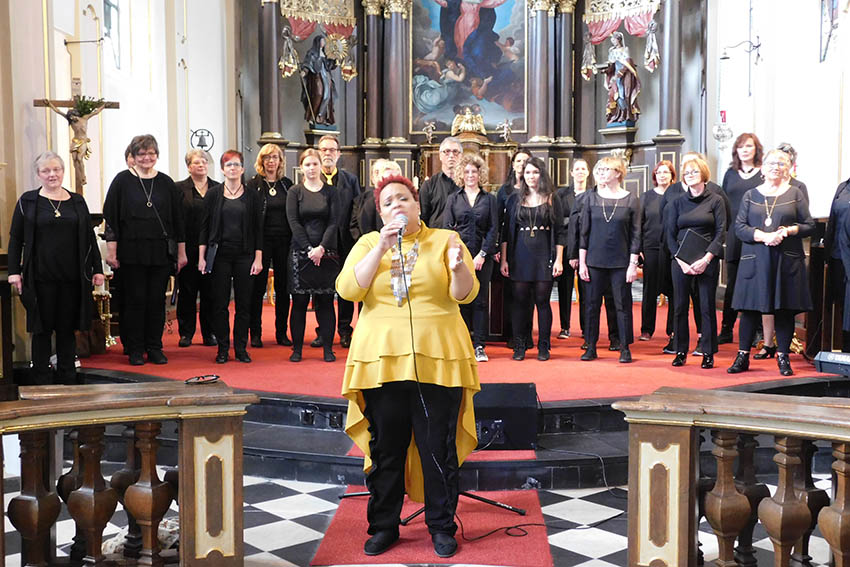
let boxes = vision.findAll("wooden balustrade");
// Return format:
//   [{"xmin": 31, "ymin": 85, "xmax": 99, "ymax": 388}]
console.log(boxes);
[
  {"xmin": 613, "ymin": 387, "xmax": 850, "ymax": 567},
  {"xmin": 0, "ymin": 381, "xmax": 258, "ymax": 567}
]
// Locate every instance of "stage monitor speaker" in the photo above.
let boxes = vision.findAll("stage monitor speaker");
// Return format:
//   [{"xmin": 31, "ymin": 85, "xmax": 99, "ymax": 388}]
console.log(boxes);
[
  {"xmin": 814, "ymin": 351, "xmax": 850, "ymax": 376},
  {"xmin": 473, "ymin": 383, "xmax": 538, "ymax": 450}
]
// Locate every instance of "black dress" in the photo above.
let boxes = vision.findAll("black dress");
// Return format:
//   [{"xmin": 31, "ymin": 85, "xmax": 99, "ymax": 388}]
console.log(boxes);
[
  {"xmin": 732, "ymin": 186, "xmax": 814, "ymax": 313},
  {"xmin": 286, "ymin": 183, "xmax": 340, "ymax": 294}
]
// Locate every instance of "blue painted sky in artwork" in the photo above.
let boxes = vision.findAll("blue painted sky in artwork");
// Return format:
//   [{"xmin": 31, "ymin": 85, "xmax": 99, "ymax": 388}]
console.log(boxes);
[{"xmin": 422, "ymin": 1, "xmax": 514, "ymax": 33}]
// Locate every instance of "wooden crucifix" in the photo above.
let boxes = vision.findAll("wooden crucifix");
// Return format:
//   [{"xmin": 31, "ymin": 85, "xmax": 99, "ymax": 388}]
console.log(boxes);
[{"xmin": 33, "ymin": 96, "xmax": 119, "ymax": 194}]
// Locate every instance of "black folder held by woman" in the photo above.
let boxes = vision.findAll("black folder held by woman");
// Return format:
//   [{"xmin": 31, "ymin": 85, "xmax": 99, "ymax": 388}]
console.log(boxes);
[{"xmin": 674, "ymin": 229, "xmax": 711, "ymax": 264}]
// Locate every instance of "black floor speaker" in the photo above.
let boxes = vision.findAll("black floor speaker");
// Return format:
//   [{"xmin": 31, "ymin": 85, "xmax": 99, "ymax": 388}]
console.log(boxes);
[{"xmin": 473, "ymin": 383, "xmax": 538, "ymax": 450}]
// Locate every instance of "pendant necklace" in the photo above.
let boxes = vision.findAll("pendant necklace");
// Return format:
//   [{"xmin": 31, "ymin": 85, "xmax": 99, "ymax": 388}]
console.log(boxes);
[
  {"xmin": 225, "ymin": 183, "xmax": 243, "ymax": 198},
  {"xmin": 141, "ymin": 177, "xmax": 154, "ymax": 207},
  {"xmin": 390, "ymin": 239, "xmax": 420, "ymax": 306},
  {"xmin": 529, "ymin": 205, "xmax": 539, "ymax": 237},
  {"xmin": 764, "ymin": 194, "xmax": 779, "ymax": 227},
  {"xmin": 45, "ymin": 195, "xmax": 62, "ymax": 217},
  {"xmin": 602, "ymin": 195, "xmax": 618, "ymax": 223},
  {"xmin": 265, "ymin": 179, "xmax": 277, "ymax": 197}
]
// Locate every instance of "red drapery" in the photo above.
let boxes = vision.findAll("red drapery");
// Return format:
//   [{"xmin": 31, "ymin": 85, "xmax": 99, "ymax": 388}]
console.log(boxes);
[
  {"xmin": 588, "ymin": 19, "xmax": 623, "ymax": 44},
  {"xmin": 288, "ymin": 17, "xmax": 318, "ymax": 41},
  {"xmin": 323, "ymin": 23, "xmax": 354, "ymax": 38},
  {"xmin": 584, "ymin": 0, "xmax": 659, "ymax": 44},
  {"xmin": 623, "ymin": 11, "xmax": 654, "ymax": 37}
]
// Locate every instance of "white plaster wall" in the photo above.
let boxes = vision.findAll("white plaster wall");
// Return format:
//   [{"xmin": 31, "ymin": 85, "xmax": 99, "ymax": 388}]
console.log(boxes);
[{"xmin": 710, "ymin": 0, "xmax": 850, "ymax": 218}]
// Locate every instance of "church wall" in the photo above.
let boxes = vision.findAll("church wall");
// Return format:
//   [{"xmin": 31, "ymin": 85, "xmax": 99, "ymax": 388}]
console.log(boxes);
[{"xmin": 709, "ymin": 0, "xmax": 849, "ymax": 218}]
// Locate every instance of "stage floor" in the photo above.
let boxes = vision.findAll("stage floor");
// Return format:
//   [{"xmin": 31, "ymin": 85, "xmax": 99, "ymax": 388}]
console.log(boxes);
[{"xmin": 82, "ymin": 302, "xmax": 828, "ymax": 403}]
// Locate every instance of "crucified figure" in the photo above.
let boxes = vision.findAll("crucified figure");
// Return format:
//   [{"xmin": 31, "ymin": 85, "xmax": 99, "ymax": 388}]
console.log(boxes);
[{"xmin": 46, "ymin": 99, "xmax": 105, "ymax": 190}]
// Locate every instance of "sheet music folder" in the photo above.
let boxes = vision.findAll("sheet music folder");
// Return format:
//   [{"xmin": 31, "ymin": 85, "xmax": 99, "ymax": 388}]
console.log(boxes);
[{"xmin": 674, "ymin": 229, "xmax": 711, "ymax": 264}]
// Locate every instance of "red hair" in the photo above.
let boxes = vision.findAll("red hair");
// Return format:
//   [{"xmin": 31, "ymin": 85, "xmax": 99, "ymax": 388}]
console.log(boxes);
[
  {"xmin": 219, "ymin": 149, "xmax": 243, "ymax": 169},
  {"xmin": 374, "ymin": 174, "xmax": 419, "ymax": 212},
  {"xmin": 652, "ymin": 160, "xmax": 677, "ymax": 186}
]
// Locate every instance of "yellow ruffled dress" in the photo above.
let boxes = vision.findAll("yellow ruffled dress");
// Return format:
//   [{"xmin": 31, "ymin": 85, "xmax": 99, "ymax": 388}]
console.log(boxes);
[{"xmin": 336, "ymin": 222, "xmax": 481, "ymax": 503}]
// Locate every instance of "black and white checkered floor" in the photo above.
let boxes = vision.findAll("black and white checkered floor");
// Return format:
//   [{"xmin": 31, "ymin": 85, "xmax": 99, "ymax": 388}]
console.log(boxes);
[{"xmin": 2, "ymin": 468, "xmax": 834, "ymax": 567}]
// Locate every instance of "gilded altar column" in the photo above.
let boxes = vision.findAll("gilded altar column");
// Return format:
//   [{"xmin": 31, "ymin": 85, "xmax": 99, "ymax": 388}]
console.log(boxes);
[
  {"xmin": 258, "ymin": 0, "xmax": 283, "ymax": 140},
  {"xmin": 555, "ymin": 0, "xmax": 576, "ymax": 143},
  {"xmin": 383, "ymin": 0, "xmax": 410, "ymax": 144},
  {"xmin": 658, "ymin": 0, "xmax": 682, "ymax": 136},
  {"xmin": 527, "ymin": 0, "xmax": 552, "ymax": 143},
  {"xmin": 363, "ymin": 0, "xmax": 384, "ymax": 145}
]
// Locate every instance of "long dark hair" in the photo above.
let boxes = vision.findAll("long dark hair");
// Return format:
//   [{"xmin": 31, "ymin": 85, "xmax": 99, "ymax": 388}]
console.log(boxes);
[
  {"xmin": 504, "ymin": 147, "xmax": 532, "ymax": 187},
  {"xmin": 517, "ymin": 156, "xmax": 555, "ymax": 223},
  {"xmin": 730, "ymin": 132, "xmax": 764, "ymax": 170}
]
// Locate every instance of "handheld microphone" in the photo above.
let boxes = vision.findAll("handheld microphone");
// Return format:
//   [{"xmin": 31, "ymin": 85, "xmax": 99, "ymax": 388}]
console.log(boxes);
[{"xmin": 395, "ymin": 213, "xmax": 408, "ymax": 248}]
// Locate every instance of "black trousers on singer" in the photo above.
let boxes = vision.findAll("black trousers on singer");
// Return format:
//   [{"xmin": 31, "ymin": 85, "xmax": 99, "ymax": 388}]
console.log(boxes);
[
  {"xmin": 250, "ymin": 235, "xmax": 291, "ymax": 341},
  {"xmin": 211, "ymin": 247, "xmax": 254, "ymax": 353},
  {"xmin": 460, "ymin": 258, "xmax": 493, "ymax": 348},
  {"xmin": 671, "ymin": 258, "xmax": 719, "ymax": 355},
  {"xmin": 556, "ymin": 263, "xmax": 577, "ymax": 332},
  {"xmin": 120, "ymin": 263, "xmax": 171, "ymax": 355},
  {"xmin": 585, "ymin": 267, "xmax": 634, "ymax": 348},
  {"xmin": 176, "ymin": 253, "xmax": 215, "ymax": 342},
  {"xmin": 31, "ymin": 280, "xmax": 80, "ymax": 385},
  {"xmin": 362, "ymin": 381, "xmax": 462, "ymax": 536},
  {"xmin": 721, "ymin": 260, "xmax": 739, "ymax": 332},
  {"xmin": 577, "ymin": 278, "xmax": 619, "ymax": 343}
]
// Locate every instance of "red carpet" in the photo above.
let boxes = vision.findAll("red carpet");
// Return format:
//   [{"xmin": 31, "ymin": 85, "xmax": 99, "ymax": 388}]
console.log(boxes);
[
  {"xmin": 310, "ymin": 486, "xmax": 552, "ymax": 566},
  {"xmin": 82, "ymin": 302, "xmax": 827, "ymax": 402}
]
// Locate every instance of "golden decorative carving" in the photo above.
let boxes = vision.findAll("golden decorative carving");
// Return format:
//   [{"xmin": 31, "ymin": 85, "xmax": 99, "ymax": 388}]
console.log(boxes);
[
  {"xmin": 451, "ymin": 107, "xmax": 487, "ymax": 136},
  {"xmin": 280, "ymin": 0, "xmax": 355, "ymax": 26},
  {"xmin": 583, "ymin": 0, "xmax": 660, "ymax": 23},
  {"xmin": 556, "ymin": 0, "xmax": 577, "ymax": 12},
  {"xmin": 527, "ymin": 0, "xmax": 552, "ymax": 13},
  {"xmin": 383, "ymin": 0, "xmax": 410, "ymax": 18},
  {"xmin": 362, "ymin": 0, "xmax": 382, "ymax": 16}
]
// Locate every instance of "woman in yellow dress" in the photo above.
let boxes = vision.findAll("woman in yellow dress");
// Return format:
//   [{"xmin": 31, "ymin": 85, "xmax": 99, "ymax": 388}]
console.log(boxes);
[{"xmin": 336, "ymin": 174, "xmax": 480, "ymax": 559}]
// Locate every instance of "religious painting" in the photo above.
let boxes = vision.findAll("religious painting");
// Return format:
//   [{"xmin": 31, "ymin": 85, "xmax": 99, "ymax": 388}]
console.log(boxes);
[{"xmin": 410, "ymin": 0, "xmax": 527, "ymax": 134}]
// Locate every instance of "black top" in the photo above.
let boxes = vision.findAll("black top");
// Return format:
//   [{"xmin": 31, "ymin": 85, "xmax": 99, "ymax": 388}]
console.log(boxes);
[
  {"xmin": 176, "ymin": 176, "xmax": 219, "ymax": 256},
  {"xmin": 221, "ymin": 194, "xmax": 247, "ymax": 246},
  {"xmin": 34, "ymin": 196, "xmax": 79, "ymax": 282},
  {"xmin": 199, "ymin": 184, "xmax": 264, "ymax": 254},
  {"xmin": 351, "ymin": 189, "xmax": 383, "ymax": 240},
  {"xmin": 103, "ymin": 170, "xmax": 185, "ymax": 265},
  {"xmin": 287, "ymin": 183, "xmax": 339, "ymax": 250},
  {"xmin": 664, "ymin": 188, "xmax": 727, "ymax": 260},
  {"xmin": 579, "ymin": 191, "xmax": 641, "ymax": 269},
  {"xmin": 640, "ymin": 189, "xmax": 665, "ymax": 252},
  {"xmin": 824, "ymin": 178, "xmax": 850, "ymax": 259},
  {"xmin": 566, "ymin": 189, "xmax": 590, "ymax": 260},
  {"xmin": 246, "ymin": 174, "xmax": 294, "ymax": 239},
  {"xmin": 325, "ymin": 168, "xmax": 361, "ymax": 253},
  {"xmin": 555, "ymin": 185, "xmax": 577, "ymax": 229},
  {"xmin": 790, "ymin": 177, "xmax": 810, "ymax": 206},
  {"xmin": 722, "ymin": 168, "xmax": 764, "ymax": 262},
  {"xmin": 445, "ymin": 188, "xmax": 499, "ymax": 256},
  {"xmin": 419, "ymin": 172, "xmax": 459, "ymax": 229},
  {"xmin": 496, "ymin": 179, "xmax": 519, "ymax": 224},
  {"xmin": 501, "ymin": 192, "xmax": 565, "ymax": 271}
]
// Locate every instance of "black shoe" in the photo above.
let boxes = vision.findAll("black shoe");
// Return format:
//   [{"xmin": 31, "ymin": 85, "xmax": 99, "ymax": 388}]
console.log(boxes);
[
  {"xmin": 324, "ymin": 349, "xmax": 336, "ymax": 362},
  {"xmin": 512, "ymin": 347, "xmax": 526, "ymax": 361},
  {"xmin": 340, "ymin": 333, "xmax": 352, "ymax": 348},
  {"xmin": 672, "ymin": 352, "xmax": 687, "ymax": 367},
  {"xmin": 146, "ymin": 350, "xmax": 168, "ymax": 364},
  {"xmin": 608, "ymin": 340, "xmax": 621, "ymax": 351},
  {"xmin": 537, "ymin": 342, "xmax": 550, "ymax": 361},
  {"xmin": 717, "ymin": 328, "xmax": 734, "ymax": 344},
  {"xmin": 364, "ymin": 529, "xmax": 399, "ymax": 556},
  {"xmin": 250, "ymin": 335, "xmax": 263, "ymax": 348},
  {"xmin": 662, "ymin": 339, "xmax": 676, "ymax": 355},
  {"xmin": 178, "ymin": 336, "xmax": 191, "ymax": 348},
  {"xmin": 701, "ymin": 354, "xmax": 714, "ymax": 369},
  {"xmin": 619, "ymin": 347, "xmax": 632, "ymax": 363},
  {"xmin": 580, "ymin": 347, "xmax": 597, "ymax": 361},
  {"xmin": 506, "ymin": 338, "xmax": 516, "ymax": 349},
  {"xmin": 235, "ymin": 351, "xmax": 252, "ymax": 363},
  {"xmin": 129, "ymin": 352, "xmax": 145, "ymax": 366},
  {"xmin": 310, "ymin": 336, "xmax": 323, "ymax": 348},
  {"xmin": 727, "ymin": 351, "xmax": 750, "ymax": 374},
  {"xmin": 289, "ymin": 350, "xmax": 302, "ymax": 362},
  {"xmin": 754, "ymin": 345, "xmax": 777, "ymax": 359},
  {"xmin": 215, "ymin": 351, "xmax": 229, "ymax": 364},
  {"xmin": 526, "ymin": 337, "xmax": 535, "ymax": 349},
  {"xmin": 276, "ymin": 334, "xmax": 293, "ymax": 346},
  {"xmin": 581, "ymin": 341, "xmax": 588, "ymax": 350},
  {"xmin": 432, "ymin": 532, "xmax": 458, "ymax": 558},
  {"xmin": 777, "ymin": 353, "xmax": 793, "ymax": 376},
  {"xmin": 203, "ymin": 335, "xmax": 218, "ymax": 346}
]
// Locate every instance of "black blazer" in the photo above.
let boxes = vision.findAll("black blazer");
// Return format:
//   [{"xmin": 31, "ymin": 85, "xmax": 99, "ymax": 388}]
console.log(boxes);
[
  {"xmin": 8, "ymin": 189, "xmax": 103, "ymax": 333},
  {"xmin": 198, "ymin": 184, "xmax": 264, "ymax": 253},
  {"xmin": 332, "ymin": 168, "xmax": 362, "ymax": 254}
]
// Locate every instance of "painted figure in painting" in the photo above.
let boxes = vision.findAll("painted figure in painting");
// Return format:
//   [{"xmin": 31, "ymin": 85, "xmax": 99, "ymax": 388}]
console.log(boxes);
[
  {"xmin": 603, "ymin": 32, "xmax": 641, "ymax": 127},
  {"xmin": 300, "ymin": 35, "xmax": 337, "ymax": 126},
  {"xmin": 413, "ymin": 59, "xmax": 467, "ymax": 114}
]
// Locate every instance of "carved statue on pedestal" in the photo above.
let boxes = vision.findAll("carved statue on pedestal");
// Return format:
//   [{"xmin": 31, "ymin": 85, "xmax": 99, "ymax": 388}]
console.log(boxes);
[
  {"xmin": 603, "ymin": 32, "xmax": 641, "ymax": 127},
  {"xmin": 300, "ymin": 35, "xmax": 337, "ymax": 127}
]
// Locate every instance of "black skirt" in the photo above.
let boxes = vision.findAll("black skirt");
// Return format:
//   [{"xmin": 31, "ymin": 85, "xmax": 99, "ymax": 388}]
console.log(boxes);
[{"xmin": 289, "ymin": 248, "xmax": 340, "ymax": 294}]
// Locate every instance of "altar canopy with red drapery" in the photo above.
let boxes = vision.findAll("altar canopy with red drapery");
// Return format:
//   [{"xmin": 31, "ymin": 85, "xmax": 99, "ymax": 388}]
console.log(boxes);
[{"xmin": 580, "ymin": 0, "xmax": 660, "ymax": 80}]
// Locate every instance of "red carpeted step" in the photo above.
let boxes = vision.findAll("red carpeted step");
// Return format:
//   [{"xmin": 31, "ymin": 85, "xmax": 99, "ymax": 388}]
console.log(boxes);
[{"xmin": 310, "ymin": 485, "xmax": 553, "ymax": 566}]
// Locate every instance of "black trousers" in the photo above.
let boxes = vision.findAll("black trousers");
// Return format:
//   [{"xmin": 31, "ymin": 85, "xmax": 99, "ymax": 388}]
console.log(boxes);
[
  {"xmin": 739, "ymin": 309, "xmax": 796, "ymax": 353},
  {"xmin": 120, "ymin": 263, "xmax": 172, "ymax": 355},
  {"xmin": 576, "ymin": 278, "xmax": 618, "ymax": 342},
  {"xmin": 31, "ymin": 280, "xmax": 80, "ymax": 385},
  {"xmin": 460, "ymin": 258, "xmax": 493, "ymax": 348},
  {"xmin": 211, "ymin": 249, "xmax": 254, "ymax": 352},
  {"xmin": 250, "ymin": 235, "xmax": 291, "ymax": 340},
  {"xmin": 671, "ymin": 258, "xmax": 719, "ymax": 354},
  {"xmin": 641, "ymin": 248, "xmax": 664, "ymax": 336},
  {"xmin": 556, "ymin": 263, "xmax": 577, "ymax": 331},
  {"xmin": 291, "ymin": 293, "xmax": 335, "ymax": 351},
  {"xmin": 586, "ymin": 267, "xmax": 634, "ymax": 348},
  {"xmin": 362, "ymin": 381, "xmax": 462, "ymax": 536},
  {"xmin": 176, "ymin": 254, "xmax": 214, "ymax": 341},
  {"xmin": 513, "ymin": 280, "xmax": 554, "ymax": 347},
  {"xmin": 721, "ymin": 260, "xmax": 739, "ymax": 331}
]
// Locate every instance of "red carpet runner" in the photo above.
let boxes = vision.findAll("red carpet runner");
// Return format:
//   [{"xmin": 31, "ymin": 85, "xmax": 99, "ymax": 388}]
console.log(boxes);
[{"xmin": 310, "ymin": 486, "xmax": 553, "ymax": 566}]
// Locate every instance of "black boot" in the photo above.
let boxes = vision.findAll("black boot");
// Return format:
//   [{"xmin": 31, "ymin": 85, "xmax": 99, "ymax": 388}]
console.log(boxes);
[
  {"xmin": 537, "ymin": 341, "xmax": 550, "ymax": 361},
  {"xmin": 727, "ymin": 351, "xmax": 750, "ymax": 374},
  {"xmin": 580, "ymin": 345, "xmax": 597, "ymax": 361},
  {"xmin": 777, "ymin": 353, "xmax": 793, "ymax": 376},
  {"xmin": 672, "ymin": 352, "xmax": 686, "ymax": 367},
  {"xmin": 619, "ymin": 347, "xmax": 632, "ymax": 363},
  {"xmin": 717, "ymin": 326, "xmax": 734, "ymax": 344},
  {"xmin": 512, "ymin": 339, "xmax": 526, "ymax": 361}
]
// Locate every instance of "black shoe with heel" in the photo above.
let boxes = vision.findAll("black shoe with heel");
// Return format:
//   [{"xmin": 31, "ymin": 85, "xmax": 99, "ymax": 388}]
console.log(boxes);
[
  {"xmin": 619, "ymin": 347, "xmax": 632, "ymax": 363},
  {"xmin": 727, "ymin": 351, "xmax": 750, "ymax": 374},
  {"xmin": 777, "ymin": 353, "xmax": 793, "ymax": 376},
  {"xmin": 537, "ymin": 342, "xmax": 550, "ymax": 361},
  {"xmin": 754, "ymin": 345, "xmax": 777, "ymax": 359},
  {"xmin": 671, "ymin": 352, "xmax": 686, "ymax": 367},
  {"xmin": 701, "ymin": 354, "xmax": 714, "ymax": 369},
  {"xmin": 580, "ymin": 346, "xmax": 597, "ymax": 361}
]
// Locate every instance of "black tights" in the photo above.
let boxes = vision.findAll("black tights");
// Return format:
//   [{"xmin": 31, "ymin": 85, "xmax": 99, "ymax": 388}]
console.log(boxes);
[
  {"xmin": 290, "ymin": 293, "xmax": 335, "ymax": 351},
  {"xmin": 513, "ymin": 280, "xmax": 554, "ymax": 347},
  {"xmin": 738, "ymin": 310, "xmax": 796, "ymax": 353}
]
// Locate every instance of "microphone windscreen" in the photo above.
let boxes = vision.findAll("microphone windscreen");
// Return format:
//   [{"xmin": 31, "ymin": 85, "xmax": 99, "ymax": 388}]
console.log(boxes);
[{"xmin": 395, "ymin": 213, "xmax": 408, "ymax": 228}]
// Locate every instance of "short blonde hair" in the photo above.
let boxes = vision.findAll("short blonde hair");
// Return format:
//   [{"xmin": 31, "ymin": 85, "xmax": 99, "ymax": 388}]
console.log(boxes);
[
  {"xmin": 254, "ymin": 143, "xmax": 286, "ymax": 181},
  {"xmin": 370, "ymin": 158, "xmax": 402, "ymax": 186},
  {"xmin": 680, "ymin": 155, "xmax": 711, "ymax": 183},
  {"xmin": 764, "ymin": 148, "xmax": 792, "ymax": 167},
  {"xmin": 452, "ymin": 153, "xmax": 488, "ymax": 187},
  {"xmin": 184, "ymin": 148, "xmax": 212, "ymax": 168},
  {"xmin": 598, "ymin": 156, "xmax": 627, "ymax": 181}
]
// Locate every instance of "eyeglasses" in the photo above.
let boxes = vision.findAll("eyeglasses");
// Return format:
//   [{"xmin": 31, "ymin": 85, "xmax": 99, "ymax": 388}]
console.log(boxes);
[
  {"xmin": 223, "ymin": 162, "xmax": 243, "ymax": 168},
  {"xmin": 441, "ymin": 149, "xmax": 461, "ymax": 156},
  {"xmin": 135, "ymin": 151, "xmax": 157, "ymax": 158},
  {"xmin": 38, "ymin": 167, "xmax": 64, "ymax": 175},
  {"xmin": 318, "ymin": 147, "xmax": 339, "ymax": 153},
  {"xmin": 683, "ymin": 169, "xmax": 701, "ymax": 176},
  {"xmin": 764, "ymin": 161, "xmax": 789, "ymax": 167},
  {"xmin": 262, "ymin": 155, "xmax": 281, "ymax": 161},
  {"xmin": 595, "ymin": 167, "xmax": 611, "ymax": 173}
]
